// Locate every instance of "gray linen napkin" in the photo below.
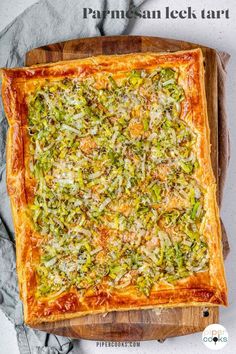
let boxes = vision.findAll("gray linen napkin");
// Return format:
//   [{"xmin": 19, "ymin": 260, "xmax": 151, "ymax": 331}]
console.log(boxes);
[{"xmin": 0, "ymin": 1, "xmax": 145, "ymax": 353}]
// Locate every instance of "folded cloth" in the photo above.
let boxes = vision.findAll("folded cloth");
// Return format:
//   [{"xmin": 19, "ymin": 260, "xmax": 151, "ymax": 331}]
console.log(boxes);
[
  {"xmin": 0, "ymin": 1, "xmax": 230, "ymax": 353},
  {"xmin": 0, "ymin": 1, "xmax": 145, "ymax": 353}
]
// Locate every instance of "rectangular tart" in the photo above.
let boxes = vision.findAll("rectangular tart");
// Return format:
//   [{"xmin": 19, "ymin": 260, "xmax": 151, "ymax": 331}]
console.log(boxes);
[{"xmin": 1, "ymin": 49, "xmax": 227, "ymax": 325}]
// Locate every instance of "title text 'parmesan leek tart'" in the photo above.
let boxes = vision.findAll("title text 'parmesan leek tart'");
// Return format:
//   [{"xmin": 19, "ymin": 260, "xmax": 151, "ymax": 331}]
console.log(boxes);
[{"xmin": 1, "ymin": 49, "xmax": 227, "ymax": 325}]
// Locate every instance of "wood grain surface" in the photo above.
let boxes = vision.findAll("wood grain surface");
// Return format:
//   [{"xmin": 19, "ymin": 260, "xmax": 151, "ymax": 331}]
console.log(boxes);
[{"xmin": 26, "ymin": 35, "xmax": 219, "ymax": 341}]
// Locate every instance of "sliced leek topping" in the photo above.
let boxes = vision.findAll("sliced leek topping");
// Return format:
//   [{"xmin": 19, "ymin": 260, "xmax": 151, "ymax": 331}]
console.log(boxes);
[{"xmin": 27, "ymin": 67, "xmax": 209, "ymax": 298}]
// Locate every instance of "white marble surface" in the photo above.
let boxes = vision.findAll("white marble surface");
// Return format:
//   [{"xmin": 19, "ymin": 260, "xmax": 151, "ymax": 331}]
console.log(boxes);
[{"xmin": 0, "ymin": 0, "xmax": 235, "ymax": 353}]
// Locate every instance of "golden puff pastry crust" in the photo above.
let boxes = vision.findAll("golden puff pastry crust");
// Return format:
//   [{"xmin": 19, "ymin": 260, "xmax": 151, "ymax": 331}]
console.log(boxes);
[{"xmin": 1, "ymin": 49, "xmax": 227, "ymax": 326}]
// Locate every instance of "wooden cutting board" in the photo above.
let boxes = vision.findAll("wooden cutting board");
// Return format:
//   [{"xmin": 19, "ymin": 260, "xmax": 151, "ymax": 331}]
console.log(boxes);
[{"xmin": 26, "ymin": 35, "xmax": 219, "ymax": 341}]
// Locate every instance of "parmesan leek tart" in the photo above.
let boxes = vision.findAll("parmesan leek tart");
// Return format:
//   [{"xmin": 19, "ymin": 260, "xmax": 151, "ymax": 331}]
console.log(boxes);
[{"xmin": 1, "ymin": 49, "xmax": 227, "ymax": 325}]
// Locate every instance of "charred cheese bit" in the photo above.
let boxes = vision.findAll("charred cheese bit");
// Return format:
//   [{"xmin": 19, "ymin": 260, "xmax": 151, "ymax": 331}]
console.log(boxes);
[
  {"xmin": 128, "ymin": 121, "xmax": 144, "ymax": 138},
  {"xmin": 80, "ymin": 136, "xmax": 97, "ymax": 154}
]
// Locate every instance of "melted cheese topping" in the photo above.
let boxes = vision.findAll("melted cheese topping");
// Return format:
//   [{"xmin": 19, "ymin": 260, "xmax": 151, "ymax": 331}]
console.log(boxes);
[{"xmin": 27, "ymin": 67, "xmax": 209, "ymax": 297}]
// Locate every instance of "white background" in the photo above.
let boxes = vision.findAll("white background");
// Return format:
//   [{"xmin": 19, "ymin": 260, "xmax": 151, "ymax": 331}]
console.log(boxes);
[{"xmin": 0, "ymin": 0, "xmax": 235, "ymax": 353}]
